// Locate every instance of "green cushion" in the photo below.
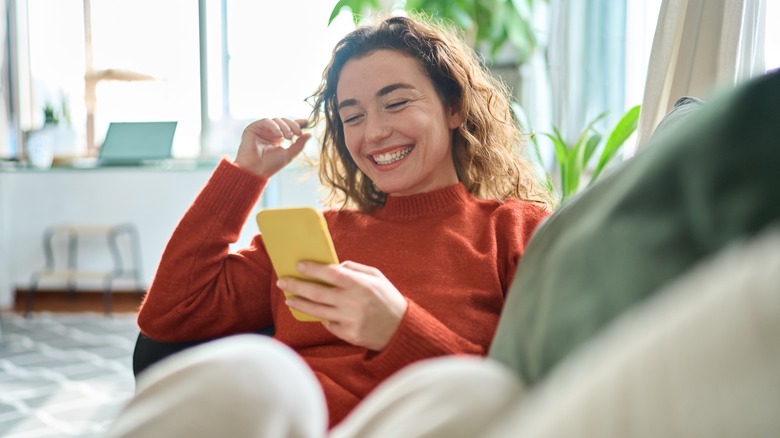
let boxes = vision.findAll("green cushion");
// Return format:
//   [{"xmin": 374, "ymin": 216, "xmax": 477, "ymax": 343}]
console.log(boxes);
[{"xmin": 489, "ymin": 71, "xmax": 780, "ymax": 385}]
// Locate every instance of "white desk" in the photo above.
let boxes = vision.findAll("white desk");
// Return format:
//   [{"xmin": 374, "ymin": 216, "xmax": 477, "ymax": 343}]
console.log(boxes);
[
  {"xmin": 0, "ymin": 164, "xmax": 210, "ymax": 308},
  {"xmin": 0, "ymin": 161, "xmax": 323, "ymax": 309}
]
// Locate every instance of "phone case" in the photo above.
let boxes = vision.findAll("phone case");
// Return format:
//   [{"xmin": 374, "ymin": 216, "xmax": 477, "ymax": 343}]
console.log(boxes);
[{"xmin": 256, "ymin": 207, "xmax": 339, "ymax": 322}]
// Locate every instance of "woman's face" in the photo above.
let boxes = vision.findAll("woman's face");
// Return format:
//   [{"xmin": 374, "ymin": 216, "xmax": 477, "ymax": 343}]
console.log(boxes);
[{"xmin": 336, "ymin": 49, "xmax": 462, "ymax": 197}]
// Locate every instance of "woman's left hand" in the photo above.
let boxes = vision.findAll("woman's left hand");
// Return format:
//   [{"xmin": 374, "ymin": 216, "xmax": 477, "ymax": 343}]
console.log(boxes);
[{"xmin": 279, "ymin": 261, "xmax": 408, "ymax": 351}]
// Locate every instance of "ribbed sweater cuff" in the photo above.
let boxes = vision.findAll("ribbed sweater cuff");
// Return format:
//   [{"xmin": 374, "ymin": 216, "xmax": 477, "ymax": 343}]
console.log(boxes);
[{"xmin": 366, "ymin": 300, "xmax": 455, "ymax": 376}]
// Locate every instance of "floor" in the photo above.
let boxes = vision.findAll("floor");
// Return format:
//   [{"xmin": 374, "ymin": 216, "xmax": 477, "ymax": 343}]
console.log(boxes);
[{"xmin": 0, "ymin": 311, "xmax": 139, "ymax": 437}]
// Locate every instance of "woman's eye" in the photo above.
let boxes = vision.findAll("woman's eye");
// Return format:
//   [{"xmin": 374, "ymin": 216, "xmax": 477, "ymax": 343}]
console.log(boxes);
[
  {"xmin": 343, "ymin": 114, "xmax": 363, "ymax": 124},
  {"xmin": 387, "ymin": 100, "xmax": 408, "ymax": 109}
]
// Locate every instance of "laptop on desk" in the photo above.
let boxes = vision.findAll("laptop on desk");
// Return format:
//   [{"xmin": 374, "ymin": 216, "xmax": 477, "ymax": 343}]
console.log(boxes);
[{"xmin": 97, "ymin": 121, "xmax": 177, "ymax": 166}]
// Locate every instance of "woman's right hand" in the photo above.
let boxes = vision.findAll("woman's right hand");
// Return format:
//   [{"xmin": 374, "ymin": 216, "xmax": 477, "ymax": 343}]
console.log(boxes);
[{"xmin": 234, "ymin": 118, "xmax": 311, "ymax": 178}]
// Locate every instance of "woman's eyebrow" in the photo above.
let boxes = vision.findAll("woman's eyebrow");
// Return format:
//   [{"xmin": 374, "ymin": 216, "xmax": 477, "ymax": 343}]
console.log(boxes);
[
  {"xmin": 338, "ymin": 83, "xmax": 415, "ymax": 111},
  {"xmin": 377, "ymin": 83, "xmax": 414, "ymax": 97},
  {"xmin": 338, "ymin": 99, "xmax": 357, "ymax": 111}
]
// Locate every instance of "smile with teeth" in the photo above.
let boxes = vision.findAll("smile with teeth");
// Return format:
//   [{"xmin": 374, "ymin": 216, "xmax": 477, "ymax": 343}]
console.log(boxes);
[{"xmin": 372, "ymin": 146, "xmax": 413, "ymax": 165}]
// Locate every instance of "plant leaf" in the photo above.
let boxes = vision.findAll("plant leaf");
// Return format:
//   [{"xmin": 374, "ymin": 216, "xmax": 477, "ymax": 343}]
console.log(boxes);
[
  {"xmin": 591, "ymin": 104, "xmax": 640, "ymax": 183},
  {"xmin": 524, "ymin": 131, "xmax": 555, "ymax": 197},
  {"xmin": 542, "ymin": 130, "xmax": 568, "ymax": 194},
  {"xmin": 582, "ymin": 132, "xmax": 602, "ymax": 166},
  {"xmin": 569, "ymin": 131, "xmax": 586, "ymax": 172},
  {"xmin": 564, "ymin": 146, "xmax": 581, "ymax": 200},
  {"xmin": 544, "ymin": 129, "xmax": 568, "ymax": 167},
  {"xmin": 504, "ymin": 0, "xmax": 536, "ymax": 63},
  {"xmin": 328, "ymin": 0, "xmax": 354, "ymax": 25},
  {"xmin": 328, "ymin": 0, "xmax": 382, "ymax": 25}
]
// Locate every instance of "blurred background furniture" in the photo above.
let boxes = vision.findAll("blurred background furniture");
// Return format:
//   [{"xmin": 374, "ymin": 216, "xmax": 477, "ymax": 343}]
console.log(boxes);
[{"xmin": 26, "ymin": 223, "xmax": 143, "ymax": 316}]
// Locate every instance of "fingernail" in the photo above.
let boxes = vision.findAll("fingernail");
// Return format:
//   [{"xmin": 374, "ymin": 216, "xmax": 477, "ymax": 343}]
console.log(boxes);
[{"xmin": 296, "ymin": 262, "xmax": 306, "ymax": 273}]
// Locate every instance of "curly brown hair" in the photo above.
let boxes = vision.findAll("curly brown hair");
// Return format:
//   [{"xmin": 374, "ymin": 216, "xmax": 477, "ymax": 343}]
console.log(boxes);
[{"xmin": 307, "ymin": 14, "xmax": 553, "ymax": 211}]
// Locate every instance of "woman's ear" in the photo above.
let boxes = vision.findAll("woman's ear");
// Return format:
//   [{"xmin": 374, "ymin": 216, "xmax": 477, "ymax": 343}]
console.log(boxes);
[{"xmin": 448, "ymin": 106, "xmax": 464, "ymax": 129}]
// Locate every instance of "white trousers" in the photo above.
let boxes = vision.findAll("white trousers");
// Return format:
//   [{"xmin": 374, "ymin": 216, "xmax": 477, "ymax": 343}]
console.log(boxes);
[{"xmin": 107, "ymin": 226, "xmax": 780, "ymax": 438}]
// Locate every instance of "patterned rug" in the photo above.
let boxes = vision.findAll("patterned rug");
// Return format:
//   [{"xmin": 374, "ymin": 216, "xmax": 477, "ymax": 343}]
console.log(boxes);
[{"xmin": 0, "ymin": 312, "xmax": 138, "ymax": 437}]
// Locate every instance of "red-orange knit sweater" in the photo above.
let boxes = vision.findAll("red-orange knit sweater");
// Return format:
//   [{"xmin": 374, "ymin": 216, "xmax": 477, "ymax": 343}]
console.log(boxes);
[{"xmin": 138, "ymin": 159, "xmax": 549, "ymax": 427}]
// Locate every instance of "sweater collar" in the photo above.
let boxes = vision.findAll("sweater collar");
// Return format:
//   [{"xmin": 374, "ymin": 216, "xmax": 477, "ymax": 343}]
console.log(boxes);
[{"xmin": 375, "ymin": 183, "xmax": 470, "ymax": 218}]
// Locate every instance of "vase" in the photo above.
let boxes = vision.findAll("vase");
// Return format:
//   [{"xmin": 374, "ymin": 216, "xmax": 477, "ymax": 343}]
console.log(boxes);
[{"xmin": 26, "ymin": 127, "xmax": 55, "ymax": 169}]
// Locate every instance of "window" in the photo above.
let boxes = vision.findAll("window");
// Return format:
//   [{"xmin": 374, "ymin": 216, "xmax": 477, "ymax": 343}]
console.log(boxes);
[
  {"xmin": 9, "ymin": 0, "xmax": 353, "ymax": 160},
  {"xmin": 19, "ymin": 0, "xmax": 200, "ymax": 157},
  {"xmin": 202, "ymin": 0, "xmax": 353, "ymax": 157},
  {"xmin": 6, "ymin": 0, "xmax": 777, "ymax": 163}
]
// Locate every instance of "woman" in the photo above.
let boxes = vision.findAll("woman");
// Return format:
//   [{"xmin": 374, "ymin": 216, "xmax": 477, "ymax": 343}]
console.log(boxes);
[{"xmin": 113, "ymin": 14, "xmax": 551, "ymax": 436}]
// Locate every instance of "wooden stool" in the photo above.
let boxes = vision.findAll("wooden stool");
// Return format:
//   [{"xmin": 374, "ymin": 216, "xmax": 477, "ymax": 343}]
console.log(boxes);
[{"xmin": 26, "ymin": 223, "xmax": 145, "ymax": 316}]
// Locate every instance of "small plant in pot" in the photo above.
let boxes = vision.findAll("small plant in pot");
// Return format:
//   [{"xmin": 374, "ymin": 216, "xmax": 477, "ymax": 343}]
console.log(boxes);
[{"xmin": 519, "ymin": 104, "xmax": 641, "ymax": 204}]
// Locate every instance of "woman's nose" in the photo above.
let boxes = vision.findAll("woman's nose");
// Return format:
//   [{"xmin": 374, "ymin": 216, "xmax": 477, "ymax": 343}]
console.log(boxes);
[{"xmin": 364, "ymin": 115, "xmax": 391, "ymax": 144}]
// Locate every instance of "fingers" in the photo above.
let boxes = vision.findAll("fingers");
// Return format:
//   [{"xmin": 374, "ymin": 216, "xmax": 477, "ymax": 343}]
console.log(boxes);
[
  {"xmin": 280, "ymin": 277, "xmax": 342, "ymax": 323},
  {"xmin": 277, "ymin": 263, "xmax": 354, "ymax": 320},
  {"xmin": 300, "ymin": 261, "xmax": 384, "ymax": 289},
  {"xmin": 286, "ymin": 294, "xmax": 341, "ymax": 323},
  {"xmin": 338, "ymin": 260, "xmax": 382, "ymax": 276},
  {"xmin": 234, "ymin": 117, "xmax": 311, "ymax": 178},
  {"xmin": 244, "ymin": 117, "xmax": 309, "ymax": 144},
  {"xmin": 278, "ymin": 276, "xmax": 338, "ymax": 307},
  {"xmin": 272, "ymin": 117, "xmax": 309, "ymax": 140},
  {"xmin": 292, "ymin": 262, "xmax": 351, "ymax": 291},
  {"xmin": 286, "ymin": 133, "xmax": 312, "ymax": 159}
]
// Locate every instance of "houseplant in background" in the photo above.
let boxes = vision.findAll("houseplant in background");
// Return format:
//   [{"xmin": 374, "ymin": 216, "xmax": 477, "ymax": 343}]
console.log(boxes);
[
  {"xmin": 545, "ymin": 105, "xmax": 640, "ymax": 202},
  {"xmin": 25, "ymin": 99, "xmax": 81, "ymax": 168},
  {"xmin": 329, "ymin": 0, "xmax": 546, "ymax": 67},
  {"xmin": 518, "ymin": 104, "xmax": 641, "ymax": 203},
  {"xmin": 24, "ymin": 103, "xmax": 64, "ymax": 169}
]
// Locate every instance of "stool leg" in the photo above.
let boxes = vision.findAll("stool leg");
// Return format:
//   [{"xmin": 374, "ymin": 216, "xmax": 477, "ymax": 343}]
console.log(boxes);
[
  {"xmin": 67, "ymin": 232, "xmax": 78, "ymax": 300},
  {"xmin": 103, "ymin": 276, "xmax": 113, "ymax": 317},
  {"xmin": 106, "ymin": 228, "xmax": 125, "ymax": 317},
  {"xmin": 26, "ymin": 274, "xmax": 41, "ymax": 318},
  {"xmin": 28, "ymin": 227, "xmax": 58, "ymax": 318},
  {"xmin": 130, "ymin": 225, "xmax": 145, "ymax": 304}
]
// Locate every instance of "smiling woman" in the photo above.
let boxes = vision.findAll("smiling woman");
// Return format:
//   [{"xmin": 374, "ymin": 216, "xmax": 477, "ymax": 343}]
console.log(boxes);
[
  {"xmin": 309, "ymin": 14, "xmax": 555, "ymax": 211},
  {"xmin": 109, "ymin": 13, "xmax": 552, "ymax": 436}
]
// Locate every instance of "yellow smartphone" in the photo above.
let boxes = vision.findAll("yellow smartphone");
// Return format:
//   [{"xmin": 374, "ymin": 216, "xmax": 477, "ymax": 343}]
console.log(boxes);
[{"xmin": 256, "ymin": 206, "xmax": 339, "ymax": 322}]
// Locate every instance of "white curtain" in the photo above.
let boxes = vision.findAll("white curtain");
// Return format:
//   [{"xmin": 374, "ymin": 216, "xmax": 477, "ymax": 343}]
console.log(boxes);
[
  {"xmin": 518, "ymin": 0, "xmax": 628, "ymax": 172},
  {"xmin": 547, "ymin": 0, "xmax": 628, "ymax": 140},
  {"xmin": 630, "ymin": 0, "xmax": 766, "ymax": 154}
]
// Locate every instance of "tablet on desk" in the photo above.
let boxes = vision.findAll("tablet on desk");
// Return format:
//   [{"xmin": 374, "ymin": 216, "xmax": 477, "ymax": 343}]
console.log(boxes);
[{"xmin": 97, "ymin": 121, "xmax": 178, "ymax": 167}]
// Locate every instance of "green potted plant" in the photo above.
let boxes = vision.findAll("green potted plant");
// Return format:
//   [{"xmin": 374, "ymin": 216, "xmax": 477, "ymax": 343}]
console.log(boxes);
[
  {"xmin": 43, "ymin": 104, "xmax": 60, "ymax": 126},
  {"xmin": 28, "ymin": 99, "xmax": 80, "ymax": 167},
  {"xmin": 520, "ymin": 105, "xmax": 641, "ymax": 203},
  {"xmin": 329, "ymin": 0, "xmax": 546, "ymax": 66}
]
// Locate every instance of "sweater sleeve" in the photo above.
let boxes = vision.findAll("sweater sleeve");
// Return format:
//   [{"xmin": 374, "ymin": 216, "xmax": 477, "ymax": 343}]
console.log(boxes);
[
  {"xmin": 362, "ymin": 299, "xmax": 486, "ymax": 379},
  {"xmin": 502, "ymin": 201, "xmax": 551, "ymax": 292},
  {"xmin": 137, "ymin": 159, "xmax": 276, "ymax": 342}
]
